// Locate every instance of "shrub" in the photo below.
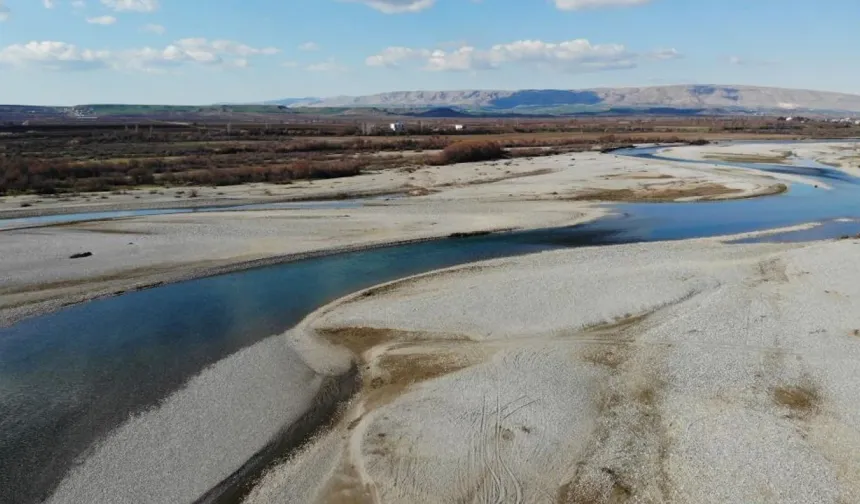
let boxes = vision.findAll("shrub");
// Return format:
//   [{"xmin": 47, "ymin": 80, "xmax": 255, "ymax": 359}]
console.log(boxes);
[
  {"xmin": 128, "ymin": 167, "xmax": 155, "ymax": 185},
  {"xmin": 435, "ymin": 140, "xmax": 506, "ymax": 165},
  {"xmin": 33, "ymin": 181, "xmax": 58, "ymax": 195},
  {"xmin": 73, "ymin": 178, "xmax": 112, "ymax": 192}
]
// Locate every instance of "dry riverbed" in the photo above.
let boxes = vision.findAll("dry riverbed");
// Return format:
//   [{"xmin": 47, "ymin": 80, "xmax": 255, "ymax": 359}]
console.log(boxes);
[
  {"xmin": 246, "ymin": 234, "xmax": 860, "ymax": 504},
  {"xmin": 0, "ymin": 149, "xmax": 803, "ymax": 325}
]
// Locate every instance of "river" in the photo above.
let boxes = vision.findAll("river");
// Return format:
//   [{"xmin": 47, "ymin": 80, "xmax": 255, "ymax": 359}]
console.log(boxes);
[{"xmin": 0, "ymin": 145, "xmax": 859, "ymax": 504}]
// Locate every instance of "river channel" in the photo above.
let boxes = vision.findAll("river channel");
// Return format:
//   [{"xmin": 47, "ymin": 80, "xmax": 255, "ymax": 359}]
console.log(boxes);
[{"xmin": 1, "ymin": 145, "xmax": 859, "ymax": 504}]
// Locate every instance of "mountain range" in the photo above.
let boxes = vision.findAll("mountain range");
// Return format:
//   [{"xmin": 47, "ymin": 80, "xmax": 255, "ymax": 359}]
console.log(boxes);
[{"xmin": 267, "ymin": 85, "xmax": 860, "ymax": 115}]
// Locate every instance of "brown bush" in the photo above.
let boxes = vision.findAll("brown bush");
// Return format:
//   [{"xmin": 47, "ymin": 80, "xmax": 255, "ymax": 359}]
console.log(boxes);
[
  {"xmin": 434, "ymin": 140, "xmax": 506, "ymax": 165},
  {"xmin": 128, "ymin": 166, "xmax": 155, "ymax": 185}
]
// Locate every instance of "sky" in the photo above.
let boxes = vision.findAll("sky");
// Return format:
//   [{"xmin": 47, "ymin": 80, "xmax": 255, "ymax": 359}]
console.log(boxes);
[{"xmin": 1, "ymin": 0, "xmax": 859, "ymax": 105}]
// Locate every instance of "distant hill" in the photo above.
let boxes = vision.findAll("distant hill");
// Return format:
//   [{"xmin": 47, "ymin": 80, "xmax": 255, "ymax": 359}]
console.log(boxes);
[
  {"xmin": 6, "ymin": 85, "xmax": 860, "ymax": 123},
  {"xmin": 263, "ymin": 97, "xmax": 321, "ymax": 107},
  {"xmin": 406, "ymin": 107, "xmax": 474, "ymax": 118},
  {"xmin": 274, "ymin": 85, "xmax": 860, "ymax": 115}
]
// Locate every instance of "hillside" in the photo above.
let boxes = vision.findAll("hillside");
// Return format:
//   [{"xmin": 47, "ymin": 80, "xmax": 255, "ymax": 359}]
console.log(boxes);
[{"xmin": 285, "ymin": 85, "xmax": 860, "ymax": 114}]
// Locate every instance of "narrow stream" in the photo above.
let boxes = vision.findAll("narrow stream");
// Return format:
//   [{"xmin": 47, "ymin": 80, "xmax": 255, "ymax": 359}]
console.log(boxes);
[{"xmin": 1, "ymin": 145, "xmax": 859, "ymax": 504}]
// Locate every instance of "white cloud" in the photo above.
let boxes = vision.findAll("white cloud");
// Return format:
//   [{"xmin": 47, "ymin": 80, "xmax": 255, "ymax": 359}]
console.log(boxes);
[
  {"xmin": 101, "ymin": 0, "xmax": 158, "ymax": 12},
  {"xmin": 298, "ymin": 42, "xmax": 320, "ymax": 51},
  {"xmin": 0, "ymin": 38, "xmax": 280, "ymax": 72},
  {"xmin": 367, "ymin": 38, "xmax": 679, "ymax": 73},
  {"xmin": 87, "ymin": 15, "xmax": 117, "ymax": 24},
  {"xmin": 344, "ymin": 0, "xmax": 435, "ymax": 13},
  {"xmin": 43, "ymin": 0, "xmax": 56, "ymax": 8},
  {"xmin": 650, "ymin": 48, "xmax": 681, "ymax": 60},
  {"xmin": 553, "ymin": 0, "xmax": 651, "ymax": 9},
  {"xmin": 174, "ymin": 38, "xmax": 279, "ymax": 57},
  {"xmin": 141, "ymin": 23, "xmax": 165, "ymax": 34},
  {"xmin": 72, "ymin": 0, "xmax": 86, "ymax": 8},
  {"xmin": 728, "ymin": 55, "xmax": 777, "ymax": 67},
  {"xmin": 426, "ymin": 46, "xmax": 487, "ymax": 71},
  {"xmin": 365, "ymin": 46, "xmax": 431, "ymax": 67},
  {"xmin": 0, "ymin": 1, "xmax": 10, "ymax": 22},
  {"xmin": 0, "ymin": 41, "xmax": 111, "ymax": 70}
]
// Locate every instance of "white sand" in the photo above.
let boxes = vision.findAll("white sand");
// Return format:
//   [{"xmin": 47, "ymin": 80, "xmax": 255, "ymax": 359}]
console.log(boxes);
[
  {"xmin": 0, "ymin": 150, "xmax": 774, "ymax": 218},
  {"xmin": 245, "ymin": 236, "xmax": 860, "ymax": 504},
  {"xmin": 1, "ymin": 150, "xmax": 789, "ymax": 325},
  {"xmin": 662, "ymin": 141, "xmax": 860, "ymax": 179},
  {"xmin": 21, "ymin": 144, "xmax": 859, "ymax": 503},
  {"xmin": 46, "ymin": 335, "xmax": 327, "ymax": 504}
]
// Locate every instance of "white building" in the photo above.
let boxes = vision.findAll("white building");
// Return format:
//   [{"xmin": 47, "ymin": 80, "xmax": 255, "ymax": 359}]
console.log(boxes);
[
  {"xmin": 389, "ymin": 122, "xmax": 406, "ymax": 133},
  {"xmin": 454, "ymin": 124, "xmax": 465, "ymax": 131}
]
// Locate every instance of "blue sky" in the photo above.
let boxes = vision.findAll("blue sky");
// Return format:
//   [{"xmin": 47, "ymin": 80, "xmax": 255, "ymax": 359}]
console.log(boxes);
[{"xmin": 0, "ymin": 0, "xmax": 858, "ymax": 105}]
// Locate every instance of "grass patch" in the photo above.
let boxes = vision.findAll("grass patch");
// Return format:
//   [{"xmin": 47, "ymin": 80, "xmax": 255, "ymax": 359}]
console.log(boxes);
[
  {"xmin": 317, "ymin": 327, "xmax": 416, "ymax": 356},
  {"xmin": 569, "ymin": 183, "xmax": 743, "ymax": 202},
  {"xmin": 704, "ymin": 152, "xmax": 791, "ymax": 164},
  {"xmin": 773, "ymin": 384, "xmax": 820, "ymax": 417}
]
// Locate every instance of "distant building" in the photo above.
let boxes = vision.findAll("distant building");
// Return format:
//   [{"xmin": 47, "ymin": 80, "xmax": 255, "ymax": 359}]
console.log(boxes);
[
  {"xmin": 389, "ymin": 122, "xmax": 406, "ymax": 133},
  {"xmin": 359, "ymin": 123, "xmax": 377, "ymax": 135},
  {"xmin": 454, "ymin": 124, "xmax": 465, "ymax": 131},
  {"xmin": 70, "ymin": 108, "xmax": 98, "ymax": 120}
]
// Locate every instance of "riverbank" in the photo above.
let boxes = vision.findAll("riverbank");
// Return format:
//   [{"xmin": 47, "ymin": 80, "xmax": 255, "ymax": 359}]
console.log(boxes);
[
  {"xmin": 0, "ymin": 149, "xmax": 792, "ymax": 326},
  {"xmin": 244, "ymin": 233, "xmax": 860, "ymax": 504},
  {"xmin": 0, "ymin": 146, "xmax": 785, "ymax": 219},
  {"xmin": 15, "ymin": 142, "xmax": 860, "ymax": 504},
  {"xmin": 661, "ymin": 141, "xmax": 860, "ymax": 176}
]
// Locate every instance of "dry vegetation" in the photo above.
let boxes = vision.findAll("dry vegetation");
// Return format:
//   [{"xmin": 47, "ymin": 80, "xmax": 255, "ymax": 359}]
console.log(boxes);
[
  {"xmin": 703, "ymin": 152, "xmax": 793, "ymax": 164},
  {"xmin": 572, "ymin": 184, "xmax": 742, "ymax": 202},
  {"xmin": 569, "ymin": 182, "xmax": 788, "ymax": 202},
  {"xmin": 1, "ymin": 116, "xmax": 856, "ymax": 195},
  {"xmin": 429, "ymin": 140, "xmax": 507, "ymax": 164}
]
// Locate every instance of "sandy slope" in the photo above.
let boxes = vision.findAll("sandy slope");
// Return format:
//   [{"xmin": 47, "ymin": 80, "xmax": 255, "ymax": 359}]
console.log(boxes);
[
  {"xmin": 0, "ymin": 150, "xmax": 789, "ymax": 325},
  {"xmin": 246, "ymin": 236, "xmax": 860, "ymax": 504},
  {"xmin": 45, "ymin": 335, "xmax": 327, "ymax": 504}
]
